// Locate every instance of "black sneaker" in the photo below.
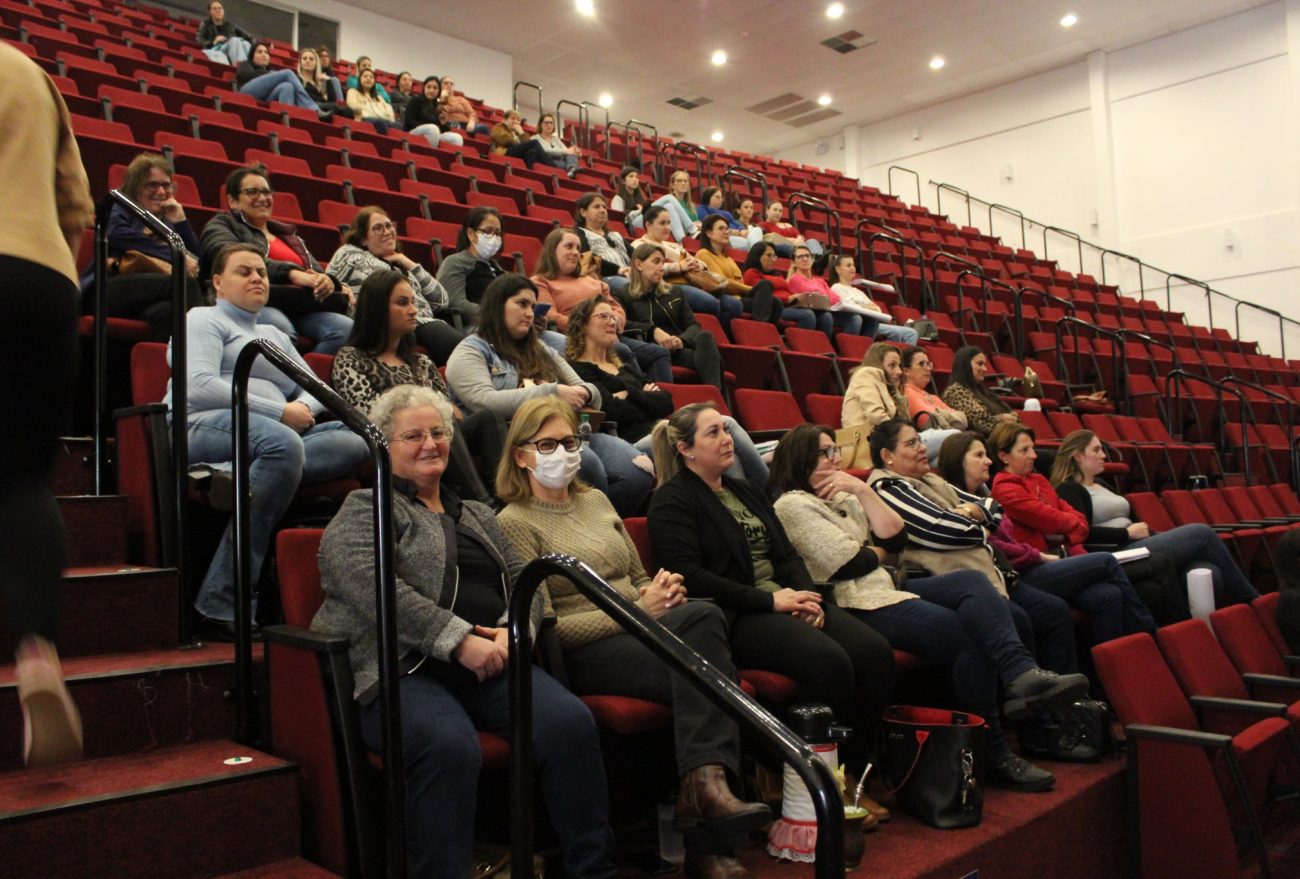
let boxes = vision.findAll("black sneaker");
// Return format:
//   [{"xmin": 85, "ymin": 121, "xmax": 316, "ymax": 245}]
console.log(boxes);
[
  {"xmin": 989, "ymin": 753, "xmax": 1055, "ymax": 792},
  {"xmin": 1002, "ymin": 668, "xmax": 1090, "ymax": 720},
  {"xmin": 1020, "ymin": 704, "xmax": 1108, "ymax": 763}
]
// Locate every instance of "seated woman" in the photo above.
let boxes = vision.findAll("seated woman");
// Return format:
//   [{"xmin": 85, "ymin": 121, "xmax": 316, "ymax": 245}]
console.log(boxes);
[
  {"xmin": 80, "ymin": 152, "xmax": 204, "ymax": 342},
  {"xmin": 960, "ymin": 427, "xmax": 1156, "ymax": 650},
  {"xmin": 633, "ymin": 205, "xmax": 742, "ymax": 327},
  {"xmin": 199, "ymin": 166, "xmax": 353, "ymax": 354},
  {"xmin": 532, "ymin": 112, "xmax": 581, "ymax": 178},
  {"xmin": 573, "ymin": 192, "xmax": 633, "ymax": 295},
  {"xmin": 760, "ymin": 202, "xmax": 823, "ymax": 255},
  {"xmin": 313, "ymin": 46, "xmax": 345, "ymax": 103},
  {"xmin": 490, "ymin": 110, "xmax": 552, "ymax": 169},
  {"xmin": 295, "ymin": 48, "xmax": 352, "ymax": 119},
  {"xmin": 390, "ymin": 71, "xmax": 414, "ymax": 120},
  {"xmin": 647, "ymin": 403, "xmax": 897, "ymax": 766},
  {"xmin": 826, "ymin": 254, "xmax": 918, "ymax": 345},
  {"xmin": 740, "ymin": 242, "xmax": 823, "ymax": 334},
  {"xmin": 612, "ymin": 166, "xmax": 696, "ymax": 240},
  {"xmin": 404, "ymin": 76, "xmax": 463, "ymax": 147},
  {"xmin": 345, "ymin": 56, "xmax": 390, "ymax": 101},
  {"xmin": 236, "ymin": 43, "xmax": 323, "ymax": 117},
  {"xmin": 769, "ymin": 424, "xmax": 1080, "ymax": 790},
  {"xmin": 787, "ymin": 245, "xmax": 863, "ymax": 337},
  {"xmin": 331, "ymin": 269, "xmax": 503, "ymax": 499},
  {"xmin": 696, "ymin": 187, "xmax": 762, "ymax": 252},
  {"xmin": 438, "ymin": 75, "xmax": 491, "ymax": 137},
  {"xmin": 530, "ymin": 228, "xmax": 669, "ymax": 383},
  {"xmin": 842, "ymin": 342, "xmax": 959, "ymax": 463},
  {"xmin": 941, "ymin": 345, "xmax": 1020, "ymax": 437},
  {"xmin": 865, "ymin": 418, "xmax": 1085, "ymax": 685},
  {"xmin": 566, "ymin": 296, "xmax": 768, "ymax": 482},
  {"xmin": 197, "ymin": 0, "xmax": 251, "ymax": 65},
  {"xmin": 901, "ymin": 345, "xmax": 968, "ymax": 434},
  {"xmin": 695, "ymin": 215, "xmax": 779, "ymax": 324},
  {"xmin": 346, "ymin": 68, "xmax": 396, "ymax": 133},
  {"xmin": 497, "ymin": 397, "xmax": 771, "ymax": 875},
  {"xmin": 445, "ymin": 273, "xmax": 653, "ymax": 517},
  {"xmin": 613, "ymin": 242, "xmax": 725, "ymax": 393},
  {"xmin": 326, "ymin": 206, "xmax": 462, "ymax": 364},
  {"xmin": 667, "ymin": 171, "xmax": 703, "ymax": 237},
  {"xmin": 1052, "ymin": 429, "xmax": 1260, "ymax": 609},
  {"xmin": 435, "ymin": 206, "xmax": 508, "ymax": 327},
  {"xmin": 312, "ymin": 385, "xmax": 617, "ymax": 879}
]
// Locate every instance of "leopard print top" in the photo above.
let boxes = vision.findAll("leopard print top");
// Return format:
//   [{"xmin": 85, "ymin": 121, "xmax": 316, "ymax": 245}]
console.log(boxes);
[{"xmin": 331, "ymin": 346, "xmax": 450, "ymax": 415}]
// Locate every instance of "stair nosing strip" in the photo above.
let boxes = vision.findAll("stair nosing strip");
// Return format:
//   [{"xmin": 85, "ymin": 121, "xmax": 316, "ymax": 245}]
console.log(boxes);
[
  {"xmin": 0, "ymin": 761, "xmax": 298, "ymax": 824},
  {"xmin": 0, "ymin": 653, "xmax": 243, "ymax": 689}
]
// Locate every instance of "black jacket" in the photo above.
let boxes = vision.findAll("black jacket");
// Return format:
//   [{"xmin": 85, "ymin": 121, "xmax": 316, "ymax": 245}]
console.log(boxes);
[
  {"xmin": 613, "ymin": 285, "xmax": 701, "ymax": 347},
  {"xmin": 403, "ymin": 94, "xmax": 443, "ymax": 131},
  {"xmin": 1054, "ymin": 480, "xmax": 1131, "ymax": 546},
  {"xmin": 648, "ymin": 467, "xmax": 816, "ymax": 614},
  {"xmin": 569, "ymin": 359, "xmax": 672, "ymax": 443},
  {"xmin": 197, "ymin": 18, "xmax": 251, "ymax": 49}
]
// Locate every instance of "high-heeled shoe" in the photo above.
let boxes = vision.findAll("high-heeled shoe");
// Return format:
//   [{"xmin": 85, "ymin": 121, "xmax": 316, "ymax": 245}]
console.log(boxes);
[{"xmin": 17, "ymin": 639, "xmax": 82, "ymax": 768}]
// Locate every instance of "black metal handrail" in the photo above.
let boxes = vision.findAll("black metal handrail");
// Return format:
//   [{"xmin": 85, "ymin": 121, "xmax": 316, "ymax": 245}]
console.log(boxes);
[
  {"xmin": 507, "ymin": 554, "xmax": 845, "ymax": 879},
  {"xmin": 1221, "ymin": 377, "xmax": 1295, "ymax": 472},
  {"xmin": 1041, "ymin": 226, "xmax": 1083, "ymax": 276},
  {"xmin": 1008, "ymin": 281, "xmax": 1074, "ymax": 361},
  {"xmin": 952, "ymin": 268, "xmax": 990, "ymax": 353},
  {"xmin": 928, "ymin": 251, "xmax": 982, "ymax": 319},
  {"xmin": 93, "ymin": 188, "xmax": 194, "ymax": 639},
  {"xmin": 933, "ymin": 182, "xmax": 972, "ymax": 227},
  {"xmin": 887, "ymin": 165, "xmax": 921, "ymax": 205},
  {"xmin": 230, "ymin": 339, "xmax": 406, "ymax": 879},
  {"xmin": 1100, "ymin": 249, "xmax": 1146, "ymax": 302},
  {"xmin": 1234, "ymin": 300, "xmax": 1288, "ymax": 359},
  {"xmin": 1054, "ymin": 316, "xmax": 1123, "ymax": 403},
  {"xmin": 1164, "ymin": 368, "xmax": 1248, "ymax": 479},
  {"xmin": 858, "ymin": 228, "xmax": 926, "ymax": 311},
  {"xmin": 1114, "ymin": 328, "xmax": 1180, "ymax": 415},
  {"xmin": 626, "ymin": 119, "xmax": 659, "ymax": 179},
  {"xmin": 988, "ymin": 203, "xmax": 1026, "ymax": 250},
  {"xmin": 579, "ymin": 101, "xmax": 610, "ymax": 154},
  {"xmin": 721, "ymin": 165, "xmax": 769, "ymax": 217},
  {"xmin": 554, "ymin": 99, "xmax": 588, "ymax": 151},
  {"xmin": 512, "ymin": 80, "xmax": 543, "ymax": 114},
  {"xmin": 606, "ymin": 120, "xmax": 642, "ymax": 169},
  {"xmin": 658, "ymin": 140, "xmax": 707, "ymax": 193},
  {"xmin": 1165, "ymin": 274, "xmax": 1212, "ymax": 329},
  {"xmin": 787, "ymin": 192, "xmax": 842, "ymax": 256}
]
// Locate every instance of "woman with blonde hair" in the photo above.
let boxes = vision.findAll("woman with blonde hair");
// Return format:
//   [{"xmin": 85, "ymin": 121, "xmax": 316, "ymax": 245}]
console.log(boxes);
[
  {"xmin": 633, "ymin": 205, "xmax": 742, "ymax": 327},
  {"xmin": 841, "ymin": 342, "xmax": 957, "ymax": 463}
]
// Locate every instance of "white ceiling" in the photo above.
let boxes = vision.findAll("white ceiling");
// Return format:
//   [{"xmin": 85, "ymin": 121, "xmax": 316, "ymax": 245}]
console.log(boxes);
[{"xmin": 346, "ymin": 0, "xmax": 1270, "ymax": 155}]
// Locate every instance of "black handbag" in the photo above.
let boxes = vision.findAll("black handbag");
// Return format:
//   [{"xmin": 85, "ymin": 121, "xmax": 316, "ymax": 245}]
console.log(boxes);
[{"xmin": 880, "ymin": 705, "xmax": 987, "ymax": 829}]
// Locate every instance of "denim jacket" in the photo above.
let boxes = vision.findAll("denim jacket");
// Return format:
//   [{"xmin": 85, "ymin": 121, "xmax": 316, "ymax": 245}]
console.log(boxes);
[{"xmin": 444, "ymin": 332, "xmax": 601, "ymax": 419}]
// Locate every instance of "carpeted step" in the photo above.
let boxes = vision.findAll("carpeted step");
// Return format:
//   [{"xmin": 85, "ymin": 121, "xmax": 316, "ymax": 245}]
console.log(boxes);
[
  {"xmin": 213, "ymin": 858, "xmax": 342, "ymax": 878},
  {"xmin": 0, "ymin": 566, "xmax": 178, "ymax": 659},
  {"xmin": 0, "ymin": 740, "xmax": 299, "ymax": 879},
  {"xmin": 57, "ymin": 495, "xmax": 129, "ymax": 567},
  {"xmin": 0, "ymin": 643, "xmax": 261, "ymax": 771},
  {"xmin": 52, "ymin": 436, "xmax": 101, "ymax": 496}
]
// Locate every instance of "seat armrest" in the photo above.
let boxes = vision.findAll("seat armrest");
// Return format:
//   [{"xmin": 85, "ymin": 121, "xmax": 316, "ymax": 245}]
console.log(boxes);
[
  {"xmin": 1241, "ymin": 673, "xmax": 1300, "ymax": 693},
  {"xmin": 1188, "ymin": 695, "xmax": 1288, "ymax": 717},
  {"xmin": 113, "ymin": 402, "xmax": 169, "ymax": 420},
  {"xmin": 263, "ymin": 624, "xmax": 351, "ymax": 654},
  {"xmin": 1125, "ymin": 723, "xmax": 1232, "ymax": 749}
]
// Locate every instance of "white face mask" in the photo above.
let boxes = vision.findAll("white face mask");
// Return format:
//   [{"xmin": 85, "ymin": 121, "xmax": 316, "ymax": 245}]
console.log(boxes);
[
  {"xmin": 476, "ymin": 233, "xmax": 502, "ymax": 260},
  {"xmin": 530, "ymin": 446, "xmax": 582, "ymax": 490}
]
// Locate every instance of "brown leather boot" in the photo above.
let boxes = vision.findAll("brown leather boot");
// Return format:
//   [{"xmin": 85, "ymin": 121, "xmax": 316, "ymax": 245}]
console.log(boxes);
[
  {"xmin": 683, "ymin": 852, "xmax": 751, "ymax": 879},
  {"xmin": 674, "ymin": 764, "xmax": 773, "ymax": 833}
]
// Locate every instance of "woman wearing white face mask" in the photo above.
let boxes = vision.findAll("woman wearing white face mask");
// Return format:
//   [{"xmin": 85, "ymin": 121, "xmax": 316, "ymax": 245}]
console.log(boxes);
[
  {"xmin": 436, "ymin": 206, "xmax": 507, "ymax": 327},
  {"xmin": 496, "ymin": 397, "xmax": 770, "ymax": 879}
]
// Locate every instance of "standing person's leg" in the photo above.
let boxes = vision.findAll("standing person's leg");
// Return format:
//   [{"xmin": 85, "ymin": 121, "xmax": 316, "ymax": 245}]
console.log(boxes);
[{"xmin": 0, "ymin": 258, "xmax": 82, "ymax": 766}]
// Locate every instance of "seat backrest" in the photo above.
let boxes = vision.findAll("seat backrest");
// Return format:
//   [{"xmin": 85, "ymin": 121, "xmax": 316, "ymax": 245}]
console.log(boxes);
[
  {"xmin": 1127, "ymin": 492, "xmax": 1179, "ymax": 533},
  {"xmin": 621, "ymin": 517, "xmax": 653, "ymax": 573},
  {"xmin": 1162, "ymin": 490, "xmax": 1208, "ymax": 526},
  {"xmin": 733, "ymin": 388, "xmax": 803, "ymax": 432},
  {"xmin": 693, "ymin": 311, "xmax": 730, "ymax": 343},
  {"xmin": 784, "ymin": 326, "xmax": 835, "ymax": 356},
  {"xmin": 131, "ymin": 341, "xmax": 171, "ymax": 406},
  {"xmin": 728, "ymin": 318, "xmax": 784, "ymax": 349},
  {"xmin": 98, "ymin": 83, "xmax": 165, "ymax": 111},
  {"xmin": 1018, "ymin": 409, "xmax": 1057, "ymax": 440},
  {"xmin": 325, "ymin": 163, "xmax": 387, "ymax": 190},
  {"xmin": 1247, "ymin": 485, "xmax": 1288, "ymax": 518},
  {"xmin": 1091, "ymin": 632, "xmax": 1199, "ymax": 730},
  {"xmin": 304, "ymin": 353, "xmax": 334, "ymax": 387},
  {"xmin": 1211, "ymin": 603, "xmax": 1289, "ymax": 676},
  {"xmin": 317, "ymin": 199, "xmax": 356, "ymax": 230},
  {"xmin": 660, "ymin": 382, "xmax": 731, "ymax": 416},
  {"xmin": 1155, "ymin": 618, "xmax": 1249, "ymax": 701},
  {"xmin": 1251, "ymin": 592, "xmax": 1292, "ymax": 656},
  {"xmin": 805, "ymin": 394, "xmax": 844, "ymax": 428},
  {"xmin": 1270, "ymin": 483, "xmax": 1300, "ymax": 516},
  {"xmin": 1191, "ymin": 489, "xmax": 1237, "ymax": 526},
  {"xmin": 246, "ymin": 148, "xmax": 313, "ymax": 178},
  {"xmin": 154, "ymin": 130, "xmax": 228, "ymax": 159},
  {"xmin": 276, "ymin": 528, "xmax": 327, "ymax": 628},
  {"xmin": 1221, "ymin": 486, "xmax": 1264, "ymax": 522}
]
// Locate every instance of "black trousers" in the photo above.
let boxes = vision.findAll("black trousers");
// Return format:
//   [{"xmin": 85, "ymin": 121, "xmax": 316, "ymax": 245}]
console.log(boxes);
[
  {"xmin": 676, "ymin": 330, "xmax": 723, "ymax": 392},
  {"xmin": 413, "ymin": 318, "xmax": 464, "ymax": 366},
  {"xmin": 505, "ymin": 139, "xmax": 551, "ymax": 169},
  {"xmin": 97, "ymin": 272, "xmax": 205, "ymax": 342},
  {"xmin": 0, "ymin": 257, "xmax": 79, "ymax": 645}
]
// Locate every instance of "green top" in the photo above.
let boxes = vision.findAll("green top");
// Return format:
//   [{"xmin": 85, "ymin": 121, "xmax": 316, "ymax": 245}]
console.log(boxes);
[
  {"xmin": 714, "ymin": 487, "xmax": 780, "ymax": 593},
  {"xmin": 676, "ymin": 194, "xmax": 698, "ymax": 223}
]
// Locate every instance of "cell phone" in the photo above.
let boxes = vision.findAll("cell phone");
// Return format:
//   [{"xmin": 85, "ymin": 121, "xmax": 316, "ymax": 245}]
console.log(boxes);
[{"xmin": 533, "ymin": 302, "xmax": 552, "ymax": 317}]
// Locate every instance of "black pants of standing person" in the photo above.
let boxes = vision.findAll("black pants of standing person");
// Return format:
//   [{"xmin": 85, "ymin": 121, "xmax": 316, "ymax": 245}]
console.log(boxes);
[
  {"xmin": 96, "ymin": 272, "xmax": 205, "ymax": 342},
  {"xmin": 728, "ymin": 602, "xmax": 896, "ymax": 761},
  {"xmin": 564, "ymin": 601, "xmax": 741, "ymax": 776},
  {"xmin": 0, "ymin": 256, "xmax": 79, "ymax": 647}
]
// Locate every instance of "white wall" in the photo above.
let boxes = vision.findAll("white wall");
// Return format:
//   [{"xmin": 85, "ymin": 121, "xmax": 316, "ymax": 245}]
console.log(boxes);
[{"xmin": 776, "ymin": 2, "xmax": 1300, "ymax": 356}]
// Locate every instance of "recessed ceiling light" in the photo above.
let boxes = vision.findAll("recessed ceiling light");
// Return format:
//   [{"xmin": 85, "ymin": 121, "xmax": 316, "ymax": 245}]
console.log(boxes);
[
  {"xmin": 1060, "ymin": 12, "xmax": 1077, "ymax": 27},
  {"xmin": 817, "ymin": 93, "xmax": 832, "ymax": 106},
  {"xmin": 711, "ymin": 49, "xmax": 727, "ymax": 66},
  {"xmin": 575, "ymin": 0, "xmax": 594, "ymax": 16},
  {"xmin": 826, "ymin": 2, "xmax": 845, "ymax": 18},
  {"xmin": 929, "ymin": 55, "xmax": 945, "ymax": 70},
  {"xmin": 597, "ymin": 92, "xmax": 613, "ymax": 108},
  {"xmin": 711, "ymin": 131, "xmax": 724, "ymax": 143}
]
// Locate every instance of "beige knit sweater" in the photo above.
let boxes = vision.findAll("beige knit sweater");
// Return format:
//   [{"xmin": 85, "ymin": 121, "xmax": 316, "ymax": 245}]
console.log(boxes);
[{"xmin": 497, "ymin": 490, "xmax": 650, "ymax": 650}]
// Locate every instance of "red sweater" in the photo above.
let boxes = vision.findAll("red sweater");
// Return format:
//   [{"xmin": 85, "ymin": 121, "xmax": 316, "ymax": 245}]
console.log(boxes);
[
  {"xmin": 742, "ymin": 268, "xmax": 792, "ymax": 302},
  {"xmin": 990, "ymin": 471, "xmax": 1090, "ymax": 553}
]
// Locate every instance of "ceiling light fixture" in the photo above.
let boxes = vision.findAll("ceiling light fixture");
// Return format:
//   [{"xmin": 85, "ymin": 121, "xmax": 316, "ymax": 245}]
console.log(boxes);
[
  {"xmin": 597, "ymin": 92, "xmax": 613, "ymax": 108},
  {"xmin": 575, "ymin": 0, "xmax": 595, "ymax": 17},
  {"xmin": 1060, "ymin": 12, "xmax": 1077, "ymax": 27},
  {"xmin": 826, "ymin": 2, "xmax": 844, "ymax": 18},
  {"xmin": 929, "ymin": 55, "xmax": 945, "ymax": 70},
  {"xmin": 817, "ymin": 93, "xmax": 832, "ymax": 106},
  {"xmin": 711, "ymin": 131, "xmax": 724, "ymax": 142},
  {"xmin": 711, "ymin": 49, "xmax": 728, "ymax": 66}
]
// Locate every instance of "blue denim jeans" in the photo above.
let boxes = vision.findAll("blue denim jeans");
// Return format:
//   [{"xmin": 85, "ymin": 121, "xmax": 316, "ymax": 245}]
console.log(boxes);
[
  {"xmin": 1131, "ymin": 523, "xmax": 1260, "ymax": 606},
  {"xmin": 861, "ymin": 570, "xmax": 1038, "ymax": 758},
  {"xmin": 1019, "ymin": 552, "xmax": 1156, "ymax": 647},
  {"xmin": 188, "ymin": 412, "xmax": 369, "ymax": 620},
  {"xmin": 619, "ymin": 335, "xmax": 672, "ymax": 383},
  {"xmin": 832, "ymin": 311, "xmax": 864, "ymax": 336},
  {"xmin": 875, "ymin": 323, "xmax": 920, "ymax": 345},
  {"xmin": 650, "ymin": 195, "xmax": 697, "ymax": 240},
  {"xmin": 780, "ymin": 307, "xmax": 819, "ymax": 331},
  {"xmin": 202, "ymin": 37, "xmax": 250, "ymax": 65},
  {"xmin": 580, "ymin": 432, "xmax": 653, "ymax": 517},
  {"xmin": 359, "ymin": 665, "xmax": 617, "ymax": 879},
  {"xmin": 1008, "ymin": 580, "xmax": 1078, "ymax": 674},
  {"xmin": 238, "ymin": 69, "xmax": 319, "ymax": 110},
  {"xmin": 678, "ymin": 284, "xmax": 743, "ymax": 328},
  {"xmin": 256, "ymin": 306, "xmax": 353, "ymax": 354}
]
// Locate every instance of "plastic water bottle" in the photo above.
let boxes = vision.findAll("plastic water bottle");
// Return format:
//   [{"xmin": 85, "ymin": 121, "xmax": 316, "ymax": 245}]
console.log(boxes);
[{"xmin": 578, "ymin": 412, "xmax": 592, "ymax": 446}]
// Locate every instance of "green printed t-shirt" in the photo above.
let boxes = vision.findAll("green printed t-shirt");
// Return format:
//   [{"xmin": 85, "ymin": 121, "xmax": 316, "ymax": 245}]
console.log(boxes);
[{"xmin": 714, "ymin": 487, "xmax": 780, "ymax": 593}]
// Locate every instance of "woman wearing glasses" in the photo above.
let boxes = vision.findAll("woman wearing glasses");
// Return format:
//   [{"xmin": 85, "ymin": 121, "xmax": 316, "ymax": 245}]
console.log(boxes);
[
  {"xmin": 82, "ymin": 152, "xmax": 204, "ymax": 342},
  {"xmin": 200, "ymin": 166, "xmax": 353, "ymax": 354},
  {"xmin": 435, "ymin": 206, "xmax": 511, "ymax": 327},
  {"xmin": 769, "ymin": 424, "xmax": 1074, "ymax": 792},
  {"xmin": 445, "ymin": 274, "xmax": 653, "ymax": 517},
  {"xmin": 786, "ymin": 244, "xmax": 863, "ymax": 337},
  {"xmin": 314, "ymin": 385, "xmax": 618, "ymax": 879}
]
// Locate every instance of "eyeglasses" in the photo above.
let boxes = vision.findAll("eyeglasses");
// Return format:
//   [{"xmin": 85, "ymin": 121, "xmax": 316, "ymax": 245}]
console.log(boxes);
[
  {"xmin": 393, "ymin": 426, "xmax": 453, "ymax": 444},
  {"xmin": 898, "ymin": 437, "xmax": 923, "ymax": 450},
  {"xmin": 369, "ymin": 221, "xmax": 396, "ymax": 233},
  {"xmin": 590, "ymin": 312, "xmax": 618, "ymax": 323},
  {"xmin": 519, "ymin": 435, "xmax": 582, "ymax": 454},
  {"xmin": 143, "ymin": 181, "xmax": 175, "ymax": 192},
  {"xmin": 475, "ymin": 228, "xmax": 501, "ymax": 238},
  {"xmin": 818, "ymin": 444, "xmax": 847, "ymax": 461},
  {"xmin": 239, "ymin": 187, "xmax": 274, "ymax": 198},
  {"xmin": 794, "ymin": 253, "xmax": 813, "ymax": 260}
]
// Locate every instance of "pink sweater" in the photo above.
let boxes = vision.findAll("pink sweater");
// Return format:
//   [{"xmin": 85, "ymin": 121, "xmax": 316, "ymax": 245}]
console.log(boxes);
[
  {"xmin": 787, "ymin": 273, "xmax": 842, "ymax": 305},
  {"xmin": 530, "ymin": 274, "xmax": 615, "ymax": 332}
]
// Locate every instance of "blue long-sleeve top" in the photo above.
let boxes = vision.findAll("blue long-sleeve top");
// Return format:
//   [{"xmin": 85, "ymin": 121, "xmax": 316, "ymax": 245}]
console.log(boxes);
[
  {"xmin": 164, "ymin": 298, "xmax": 323, "ymax": 421},
  {"xmin": 697, "ymin": 204, "xmax": 745, "ymax": 231},
  {"xmin": 79, "ymin": 204, "xmax": 200, "ymax": 292}
]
